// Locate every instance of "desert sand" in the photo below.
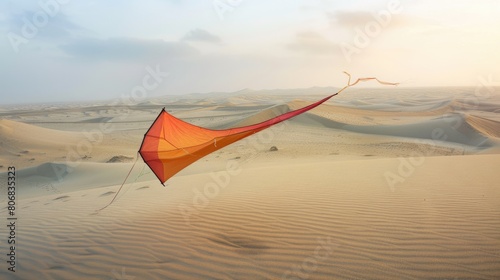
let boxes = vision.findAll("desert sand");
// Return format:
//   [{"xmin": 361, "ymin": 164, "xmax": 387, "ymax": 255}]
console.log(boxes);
[{"xmin": 1, "ymin": 87, "xmax": 500, "ymax": 279}]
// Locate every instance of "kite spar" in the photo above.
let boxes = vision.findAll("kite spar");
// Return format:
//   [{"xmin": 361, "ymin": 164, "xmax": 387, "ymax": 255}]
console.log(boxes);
[{"xmin": 139, "ymin": 72, "xmax": 398, "ymax": 185}]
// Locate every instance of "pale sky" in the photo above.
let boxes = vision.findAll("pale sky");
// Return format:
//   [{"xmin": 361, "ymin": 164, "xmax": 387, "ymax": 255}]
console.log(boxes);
[{"xmin": 1, "ymin": 0, "xmax": 499, "ymax": 104}]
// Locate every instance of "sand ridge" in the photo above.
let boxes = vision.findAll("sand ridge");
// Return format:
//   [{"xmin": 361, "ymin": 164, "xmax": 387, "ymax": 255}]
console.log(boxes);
[
  {"xmin": 0, "ymin": 87, "xmax": 499, "ymax": 279},
  {"xmin": 0, "ymin": 155, "xmax": 499, "ymax": 279}
]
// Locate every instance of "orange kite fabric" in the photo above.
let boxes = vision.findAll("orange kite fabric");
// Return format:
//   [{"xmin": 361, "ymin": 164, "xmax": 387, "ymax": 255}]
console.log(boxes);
[
  {"xmin": 139, "ymin": 94, "xmax": 335, "ymax": 185},
  {"xmin": 138, "ymin": 73, "xmax": 398, "ymax": 185}
]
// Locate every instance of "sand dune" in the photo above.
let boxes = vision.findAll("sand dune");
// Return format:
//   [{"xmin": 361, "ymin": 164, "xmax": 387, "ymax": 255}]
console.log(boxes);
[
  {"xmin": 12, "ymin": 162, "xmax": 156, "ymax": 199},
  {"xmin": 0, "ymin": 119, "xmax": 83, "ymax": 168},
  {"xmin": 210, "ymin": 102, "xmax": 497, "ymax": 150},
  {"xmin": 466, "ymin": 114, "xmax": 500, "ymax": 138},
  {"xmin": 1, "ymin": 88, "xmax": 499, "ymax": 279},
  {"xmin": 0, "ymin": 119, "xmax": 143, "ymax": 169},
  {"xmin": 292, "ymin": 99, "xmax": 455, "ymax": 118},
  {"xmin": 330, "ymin": 113, "xmax": 493, "ymax": 147},
  {"xmin": 1, "ymin": 155, "xmax": 499, "ymax": 279},
  {"xmin": 0, "ymin": 119, "xmax": 81, "ymax": 147},
  {"xmin": 219, "ymin": 104, "xmax": 292, "ymax": 128}
]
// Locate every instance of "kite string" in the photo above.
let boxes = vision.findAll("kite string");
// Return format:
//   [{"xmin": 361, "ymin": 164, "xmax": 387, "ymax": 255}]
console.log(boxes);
[
  {"xmin": 231, "ymin": 72, "xmax": 397, "ymax": 169},
  {"xmin": 97, "ymin": 152, "xmax": 140, "ymax": 212},
  {"xmin": 337, "ymin": 71, "xmax": 399, "ymax": 96},
  {"xmin": 134, "ymin": 163, "xmax": 147, "ymax": 181}
]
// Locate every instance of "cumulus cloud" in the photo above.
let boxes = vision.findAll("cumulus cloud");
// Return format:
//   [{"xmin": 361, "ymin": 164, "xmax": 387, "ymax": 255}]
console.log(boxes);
[
  {"xmin": 60, "ymin": 37, "xmax": 199, "ymax": 60},
  {"xmin": 287, "ymin": 31, "xmax": 338, "ymax": 55},
  {"xmin": 7, "ymin": 11, "xmax": 84, "ymax": 42},
  {"xmin": 182, "ymin": 28, "xmax": 222, "ymax": 44},
  {"xmin": 328, "ymin": 10, "xmax": 409, "ymax": 29},
  {"xmin": 329, "ymin": 11, "xmax": 374, "ymax": 27}
]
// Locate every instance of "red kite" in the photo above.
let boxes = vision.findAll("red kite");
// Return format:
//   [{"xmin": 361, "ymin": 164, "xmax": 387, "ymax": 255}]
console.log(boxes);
[
  {"xmin": 98, "ymin": 73, "xmax": 397, "ymax": 211},
  {"xmin": 139, "ymin": 72, "xmax": 398, "ymax": 185}
]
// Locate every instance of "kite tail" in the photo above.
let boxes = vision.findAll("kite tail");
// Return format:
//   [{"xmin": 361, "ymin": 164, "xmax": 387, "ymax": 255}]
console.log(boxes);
[
  {"xmin": 97, "ymin": 153, "xmax": 140, "ymax": 212},
  {"xmin": 337, "ymin": 71, "xmax": 399, "ymax": 95}
]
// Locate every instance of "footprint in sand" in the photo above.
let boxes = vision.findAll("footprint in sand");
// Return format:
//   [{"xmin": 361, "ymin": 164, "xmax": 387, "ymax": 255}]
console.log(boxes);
[
  {"xmin": 53, "ymin": 195, "xmax": 70, "ymax": 201},
  {"xmin": 99, "ymin": 191, "xmax": 116, "ymax": 197}
]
